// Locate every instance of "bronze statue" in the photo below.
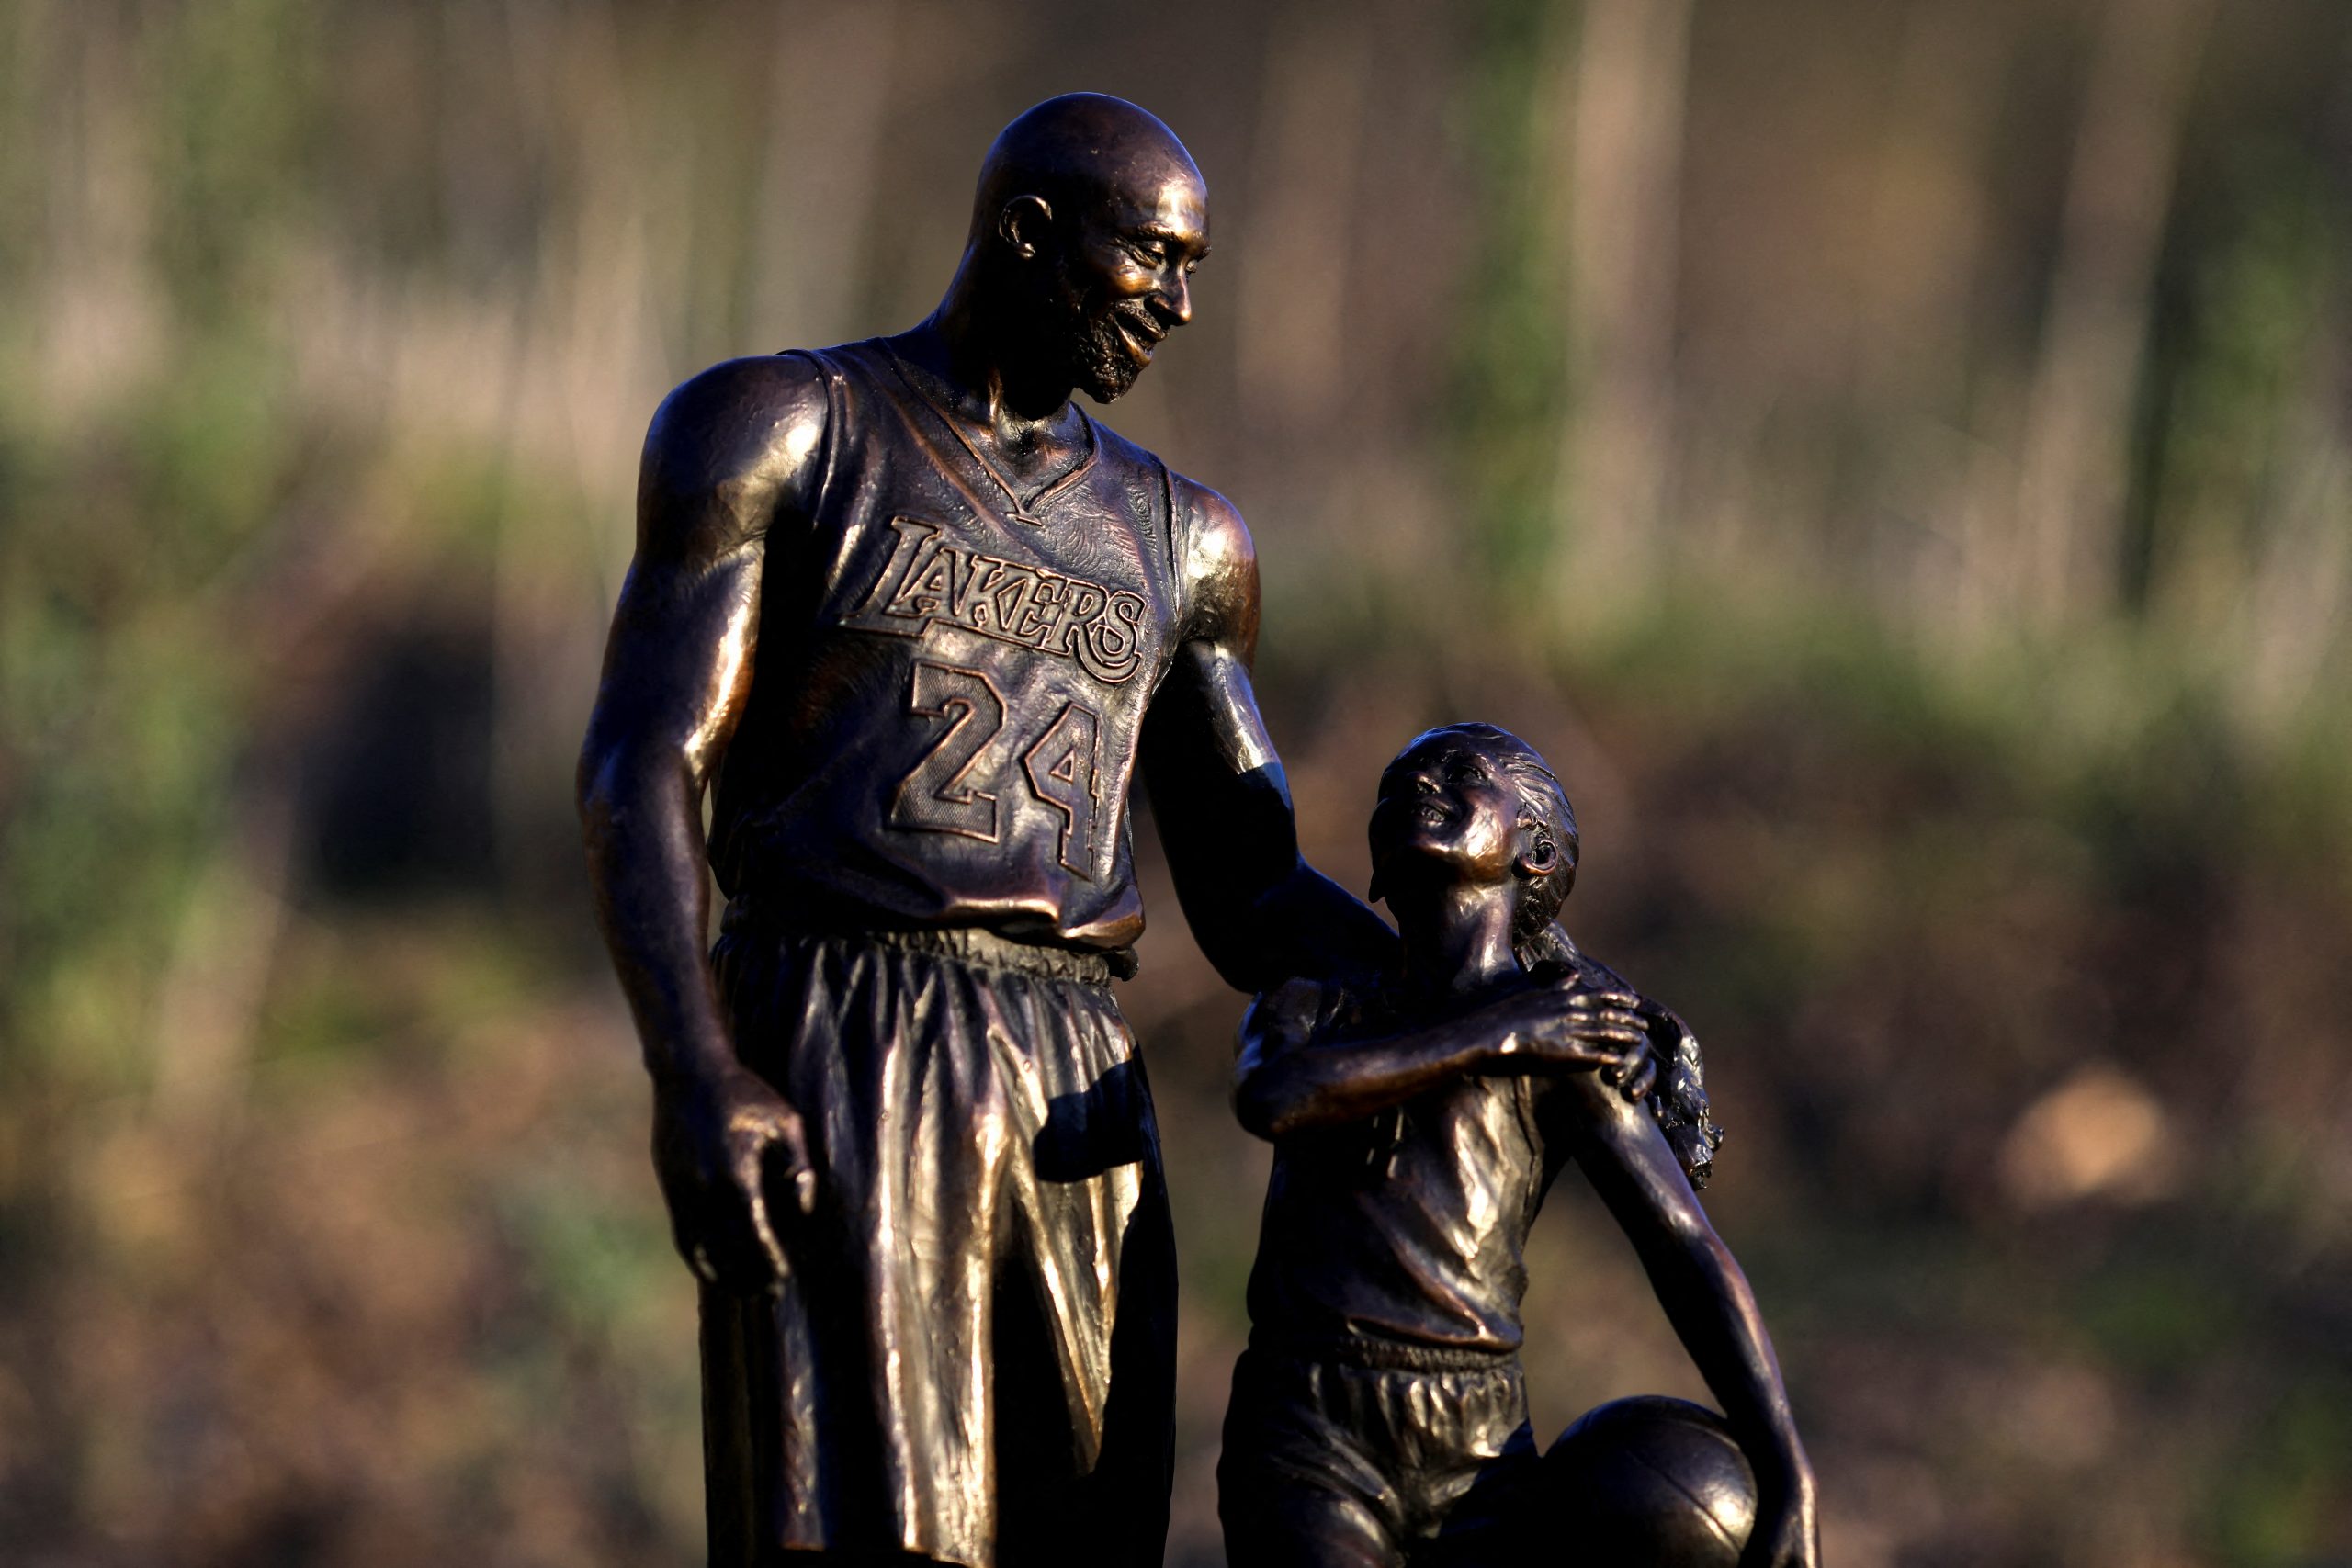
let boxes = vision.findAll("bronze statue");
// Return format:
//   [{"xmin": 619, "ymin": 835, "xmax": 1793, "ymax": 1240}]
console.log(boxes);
[
  {"xmin": 1219, "ymin": 724, "xmax": 1820, "ymax": 1567},
  {"xmin": 577, "ymin": 95, "xmax": 1396, "ymax": 1566}
]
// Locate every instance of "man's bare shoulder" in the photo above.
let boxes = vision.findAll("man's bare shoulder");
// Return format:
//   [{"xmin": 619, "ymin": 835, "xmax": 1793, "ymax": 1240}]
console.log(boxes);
[
  {"xmin": 638, "ymin": 355, "xmax": 831, "ymax": 558},
  {"xmin": 1167, "ymin": 471, "xmax": 1259, "ymax": 646},
  {"xmin": 1169, "ymin": 472, "xmax": 1256, "ymax": 579}
]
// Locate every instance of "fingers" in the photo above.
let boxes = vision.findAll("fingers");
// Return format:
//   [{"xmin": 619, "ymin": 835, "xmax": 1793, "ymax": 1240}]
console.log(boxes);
[
  {"xmin": 669, "ymin": 1207, "xmax": 720, "ymax": 1286},
  {"xmin": 688, "ymin": 1111, "xmax": 810, "ymax": 1293},
  {"xmin": 1557, "ymin": 1006, "xmax": 1648, "ymax": 1042},
  {"xmin": 676, "ymin": 1199, "xmax": 767, "ymax": 1292},
  {"xmin": 656, "ymin": 1124, "xmax": 742, "ymax": 1287},
  {"xmin": 687, "ymin": 1176, "xmax": 779, "ymax": 1292},
  {"xmin": 1548, "ymin": 998, "xmax": 1661, "ymax": 1098},
  {"xmin": 769, "ymin": 1117, "xmax": 819, "ymax": 1218},
  {"xmin": 652, "ymin": 1075, "xmax": 820, "ymax": 1295},
  {"xmin": 1615, "ymin": 1049, "xmax": 1658, "ymax": 1101},
  {"xmin": 731, "ymin": 1134, "xmax": 790, "ymax": 1285},
  {"xmin": 1563, "ymin": 996, "xmax": 1645, "ymax": 1026},
  {"xmin": 1561, "ymin": 987, "xmax": 1668, "ymax": 1100},
  {"xmin": 1563, "ymin": 1029, "xmax": 1648, "ymax": 1054},
  {"xmin": 1532, "ymin": 1006, "xmax": 1647, "ymax": 1057}
]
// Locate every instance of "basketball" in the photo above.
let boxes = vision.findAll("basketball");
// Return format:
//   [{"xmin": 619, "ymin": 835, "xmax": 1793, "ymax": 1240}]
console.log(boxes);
[{"xmin": 1536, "ymin": 1395, "xmax": 1758, "ymax": 1565}]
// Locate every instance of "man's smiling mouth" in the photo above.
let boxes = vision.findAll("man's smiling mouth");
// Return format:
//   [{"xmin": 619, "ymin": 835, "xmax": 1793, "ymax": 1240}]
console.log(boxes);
[{"xmin": 1115, "ymin": 314, "xmax": 1162, "ymax": 362}]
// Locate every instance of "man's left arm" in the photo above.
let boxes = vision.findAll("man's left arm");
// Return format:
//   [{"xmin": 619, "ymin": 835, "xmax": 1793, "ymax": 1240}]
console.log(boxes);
[{"xmin": 1139, "ymin": 480, "xmax": 1396, "ymax": 993}]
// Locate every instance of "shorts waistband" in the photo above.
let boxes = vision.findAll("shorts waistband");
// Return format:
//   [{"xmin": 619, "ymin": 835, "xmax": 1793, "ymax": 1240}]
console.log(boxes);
[
  {"xmin": 721, "ymin": 903, "xmax": 1134, "ymax": 987},
  {"xmin": 1248, "ymin": 1330, "xmax": 1524, "ymax": 1374}
]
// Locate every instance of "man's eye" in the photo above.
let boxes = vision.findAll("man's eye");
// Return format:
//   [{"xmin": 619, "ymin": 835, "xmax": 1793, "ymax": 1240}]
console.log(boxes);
[{"xmin": 1127, "ymin": 241, "xmax": 1167, "ymax": 265}]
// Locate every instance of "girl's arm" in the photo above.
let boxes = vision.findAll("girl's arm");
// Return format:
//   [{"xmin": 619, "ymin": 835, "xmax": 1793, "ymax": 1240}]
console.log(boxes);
[
  {"xmin": 1233, "ymin": 978, "xmax": 1649, "ymax": 1142},
  {"xmin": 1556, "ymin": 1069, "xmax": 1822, "ymax": 1568}
]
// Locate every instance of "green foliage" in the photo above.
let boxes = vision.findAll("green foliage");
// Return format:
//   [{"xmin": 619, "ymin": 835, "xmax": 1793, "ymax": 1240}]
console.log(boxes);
[
  {"xmin": 1446, "ymin": 0, "xmax": 1573, "ymax": 592},
  {"xmin": 492, "ymin": 1167, "xmax": 680, "ymax": 1351},
  {"xmin": 2075, "ymin": 1252, "xmax": 2247, "ymax": 1380},
  {"xmin": 2207, "ymin": 1380, "xmax": 2352, "ymax": 1565},
  {"xmin": 0, "ymin": 340, "xmax": 294, "ymax": 1088},
  {"xmin": 2147, "ymin": 143, "xmax": 2346, "ymax": 600},
  {"xmin": 145, "ymin": 0, "xmax": 323, "ymax": 323}
]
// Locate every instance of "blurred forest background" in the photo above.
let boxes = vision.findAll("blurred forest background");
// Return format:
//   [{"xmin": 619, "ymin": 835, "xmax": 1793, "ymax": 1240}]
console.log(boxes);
[{"xmin": 3, "ymin": 0, "xmax": 2350, "ymax": 1563}]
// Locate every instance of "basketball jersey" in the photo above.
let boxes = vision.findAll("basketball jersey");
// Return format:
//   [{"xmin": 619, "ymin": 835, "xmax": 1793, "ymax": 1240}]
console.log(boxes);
[
  {"xmin": 1241, "ymin": 976, "xmax": 1574, "ymax": 1359},
  {"xmin": 708, "ymin": 339, "xmax": 1187, "ymax": 950}
]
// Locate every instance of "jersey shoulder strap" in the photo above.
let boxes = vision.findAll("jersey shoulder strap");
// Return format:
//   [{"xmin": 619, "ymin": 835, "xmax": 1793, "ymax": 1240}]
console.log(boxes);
[{"xmin": 766, "ymin": 345, "xmax": 849, "ymax": 526}]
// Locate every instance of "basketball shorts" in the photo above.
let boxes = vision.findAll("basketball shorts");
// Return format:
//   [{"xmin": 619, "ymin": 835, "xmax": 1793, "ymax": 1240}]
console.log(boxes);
[
  {"xmin": 701, "ymin": 919, "xmax": 1176, "ymax": 1568},
  {"xmin": 1217, "ymin": 1347, "xmax": 1540, "ymax": 1568}
]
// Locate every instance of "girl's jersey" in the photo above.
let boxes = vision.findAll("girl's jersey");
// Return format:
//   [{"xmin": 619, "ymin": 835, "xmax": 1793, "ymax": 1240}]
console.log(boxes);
[{"xmin": 1239, "ymin": 976, "xmax": 1571, "ymax": 1359}]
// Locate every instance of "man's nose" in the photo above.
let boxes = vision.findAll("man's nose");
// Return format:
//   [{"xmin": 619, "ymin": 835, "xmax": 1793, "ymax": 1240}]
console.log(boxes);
[{"xmin": 1155, "ymin": 270, "xmax": 1192, "ymax": 328}]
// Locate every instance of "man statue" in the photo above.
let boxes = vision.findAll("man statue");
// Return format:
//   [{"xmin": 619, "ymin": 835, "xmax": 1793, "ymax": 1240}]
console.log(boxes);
[{"xmin": 578, "ymin": 95, "xmax": 1443, "ymax": 1567}]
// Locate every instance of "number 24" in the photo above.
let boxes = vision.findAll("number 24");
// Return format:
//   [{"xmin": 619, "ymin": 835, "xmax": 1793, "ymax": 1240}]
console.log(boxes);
[{"xmin": 889, "ymin": 660, "xmax": 1101, "ymax": 877}]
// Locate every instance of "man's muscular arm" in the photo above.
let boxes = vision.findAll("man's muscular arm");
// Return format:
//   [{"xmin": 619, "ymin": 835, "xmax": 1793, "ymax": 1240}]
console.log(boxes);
[
  {"xmin": 1140, "ymin": 481, "xmax": 1398, "ymax": 992},
  {"xmin": 578, "ymin": 355, "xmax": 825, "ymax": 1292}
]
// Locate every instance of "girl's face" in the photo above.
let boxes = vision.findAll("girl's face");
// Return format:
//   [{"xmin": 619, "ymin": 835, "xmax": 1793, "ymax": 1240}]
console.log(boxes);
[{"xmin": 1369, "ymin": 733, "xmax": 1531, "ymax": 897}]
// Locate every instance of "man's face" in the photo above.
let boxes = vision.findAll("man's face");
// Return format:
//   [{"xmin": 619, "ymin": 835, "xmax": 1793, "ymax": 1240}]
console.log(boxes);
[
  {"xmin": 1368, "ymin": 734, "xmax": 1531, "ymax": 897},
  {"xmin": 1046, "ymin": 168, "xmax": 1209, "ymax": 402}
]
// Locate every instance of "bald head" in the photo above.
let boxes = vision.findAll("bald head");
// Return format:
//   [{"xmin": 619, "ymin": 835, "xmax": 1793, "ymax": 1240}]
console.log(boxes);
[
  {"xmin": 970, "ymin": 94, "xmax": 1205, "ymax": 246},
  {"xmin": 946, "ymin": 94, "xmax": 1210, "ymax": 404}
]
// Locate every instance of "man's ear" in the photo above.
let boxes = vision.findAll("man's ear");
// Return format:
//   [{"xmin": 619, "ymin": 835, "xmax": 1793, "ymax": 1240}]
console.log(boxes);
[{"xmin": 998, "ymin": 194, "xmax": 1055, "ymax": 259}]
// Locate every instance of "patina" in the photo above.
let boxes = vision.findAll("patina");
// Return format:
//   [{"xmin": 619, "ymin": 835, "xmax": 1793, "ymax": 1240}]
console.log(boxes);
[{"xmin": 579, "ymin": 94, "xmax": 1394, "ymax": 1567}]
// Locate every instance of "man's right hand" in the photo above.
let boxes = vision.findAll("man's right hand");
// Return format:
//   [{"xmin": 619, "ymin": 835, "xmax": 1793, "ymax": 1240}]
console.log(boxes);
[{"xmin": 650, "ymin": 1064, "xmax": 816, "ymax": 1293}]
